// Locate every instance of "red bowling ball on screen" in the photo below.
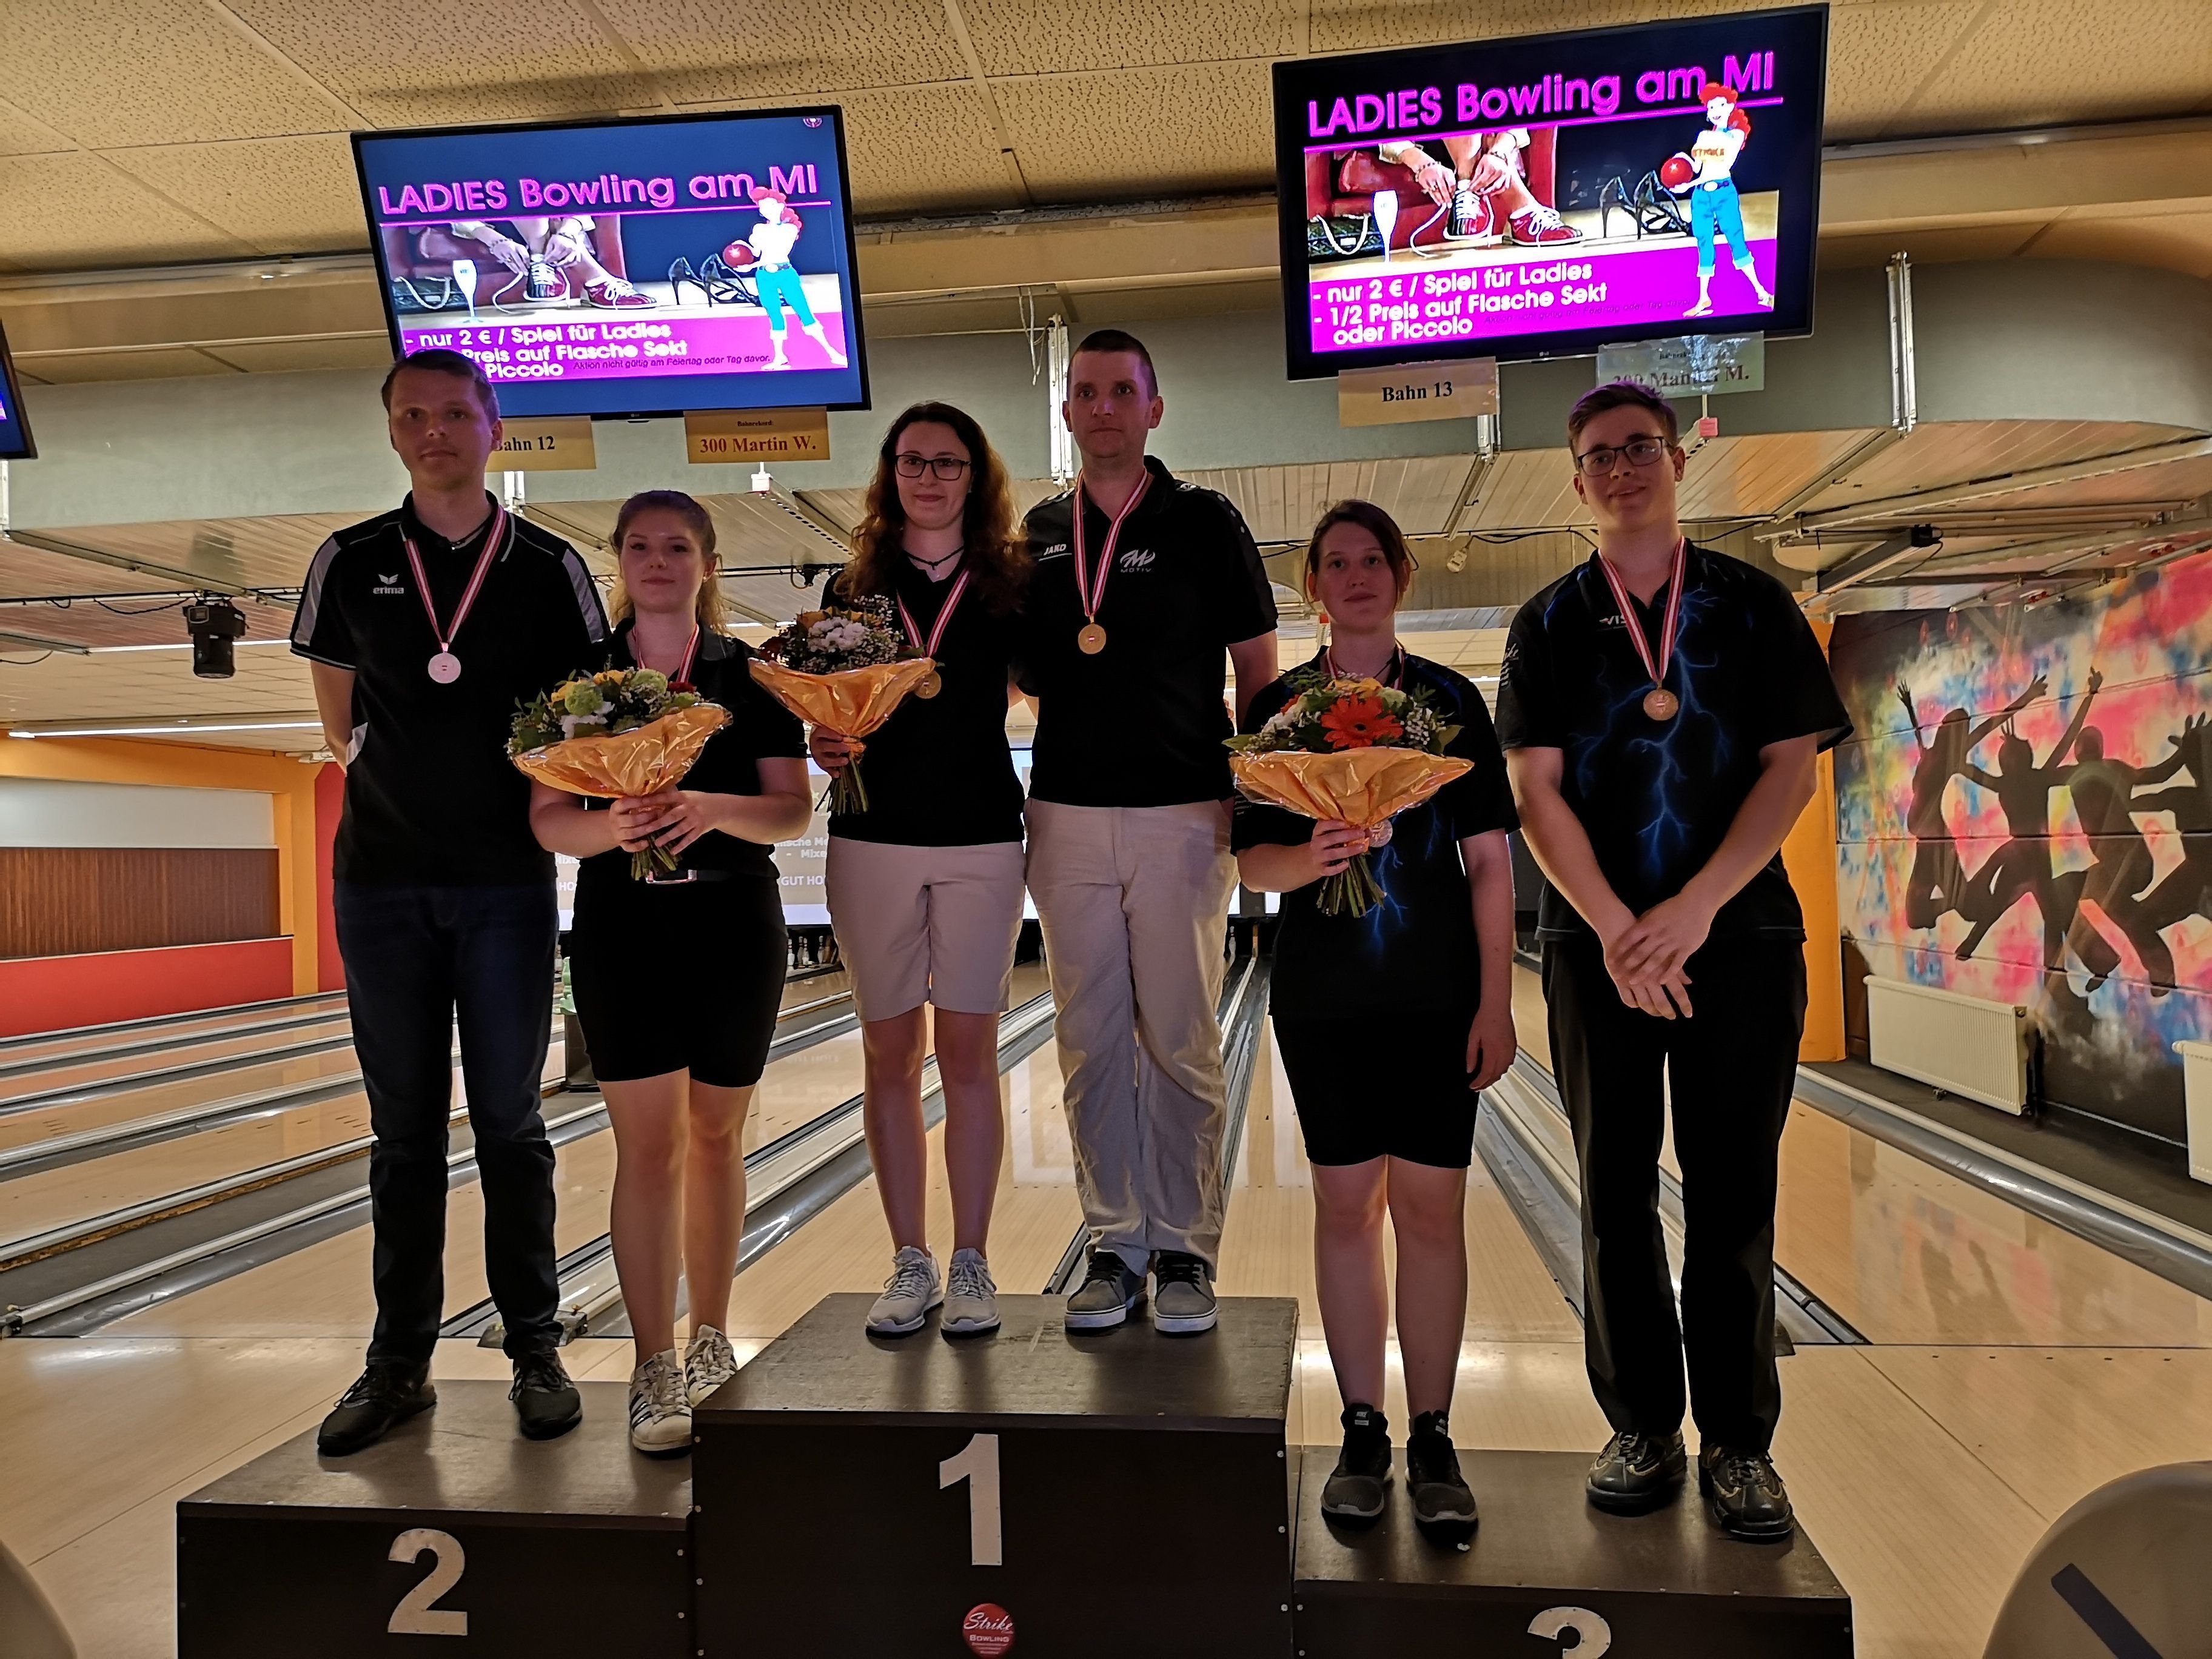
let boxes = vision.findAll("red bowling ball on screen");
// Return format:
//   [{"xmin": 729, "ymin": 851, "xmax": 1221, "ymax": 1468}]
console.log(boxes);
[
  {"xmin": 1660, "ymin": 152, "xmax": 1697, "ymax": 189},
  {"xmin": 721, "ymin": 241, "xmax": 760, "ymax": 270}
]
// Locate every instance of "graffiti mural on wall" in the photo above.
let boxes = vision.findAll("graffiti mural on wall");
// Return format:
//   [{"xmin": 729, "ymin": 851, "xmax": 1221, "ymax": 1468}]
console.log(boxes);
[{"xmin": 1829, "ymin": 549, "xmax": 2212, "ymax": 1147}]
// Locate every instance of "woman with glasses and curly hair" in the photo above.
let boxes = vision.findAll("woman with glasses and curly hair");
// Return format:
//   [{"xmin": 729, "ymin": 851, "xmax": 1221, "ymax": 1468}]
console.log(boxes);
[{"xmin": 810, "ymin": 402, "xmax": 1032, "ymax": 1338}]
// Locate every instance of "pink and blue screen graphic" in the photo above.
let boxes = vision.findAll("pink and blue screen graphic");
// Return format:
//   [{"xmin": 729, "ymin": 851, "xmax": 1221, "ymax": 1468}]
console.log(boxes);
[
  {"xmin": 355, "ymin": 109, "xmax": 866, "ymax": 420},
  {"xmin": 1273, "ymin": 5, "xmax": 1827, "ymax": 376},
  {"xmin": 0, "ymin": 384, "xmax": 28, "ymax": 461}
]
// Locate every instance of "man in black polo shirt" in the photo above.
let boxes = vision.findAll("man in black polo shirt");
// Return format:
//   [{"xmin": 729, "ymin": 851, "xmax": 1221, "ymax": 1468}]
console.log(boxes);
[
  {"xmin": 292, "ymin": 348, "xmax": 608, "ymax": 1453},
  {"xmin": 1024, "ymin": 329, "xmax": 1278, "ymax": 1335},
  {"xmin": 1495, "ymin": 379, "xmax": 1848, "ymax": 1541}
]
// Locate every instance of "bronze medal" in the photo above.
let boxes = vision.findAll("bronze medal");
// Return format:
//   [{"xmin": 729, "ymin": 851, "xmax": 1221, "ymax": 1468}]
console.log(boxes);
[
  {"xmin": 915, "ymin": 668, "xmax": 943, "ymax": 699},
  {"xmin": 1078, "ymin": 622, "xmax": 1108, "ymax": 655},
  {"xmin": 895, "ymin": 569, "xmax": 970, "ymax": 705},
  {"xmin": 1642, "ymin": 688, "xmax": 1680, "ymax": 722}
]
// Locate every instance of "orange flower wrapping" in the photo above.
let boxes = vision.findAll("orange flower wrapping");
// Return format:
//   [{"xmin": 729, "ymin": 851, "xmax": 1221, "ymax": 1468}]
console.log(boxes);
[
  {"xmin": 1229, "ymin": 746, "xmax": 1472, "ymax": 829},
  {"xmin": 746, "ymin": 657, "xmax": 936, "ymax": 739},
  {"xmin": 511, "ymin": 703, "xmax": 731, "ymax": 800}
]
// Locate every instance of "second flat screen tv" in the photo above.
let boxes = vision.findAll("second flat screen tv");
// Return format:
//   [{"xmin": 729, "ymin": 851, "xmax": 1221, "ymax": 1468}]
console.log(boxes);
[
  {"xmin": 1275, "ymin": 5, "xmax": 1828, "ymax": 378},
  {"xmin": 354, "ymin": 107, "xmax": 868, "ymax": 419}
]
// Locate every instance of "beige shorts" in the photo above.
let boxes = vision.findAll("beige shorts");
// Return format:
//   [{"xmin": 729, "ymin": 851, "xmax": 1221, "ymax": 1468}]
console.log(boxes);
[{"xmin": 824, "ymin": 836, "xmax": 1027, "ymax": 1022}]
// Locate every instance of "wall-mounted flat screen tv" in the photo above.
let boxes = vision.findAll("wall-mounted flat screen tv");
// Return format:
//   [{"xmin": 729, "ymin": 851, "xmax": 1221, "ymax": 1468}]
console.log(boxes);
[
  {"xmin": 0, "ymin": 321, "xmax": 35, "ymax": 461},
  {"xmin": 1274, "ymin": 5, "xmax": 1828, "ymax": 378},
  {"xmin": 354, "ymin": 107, "xmax": 868, "ymax": 419}
]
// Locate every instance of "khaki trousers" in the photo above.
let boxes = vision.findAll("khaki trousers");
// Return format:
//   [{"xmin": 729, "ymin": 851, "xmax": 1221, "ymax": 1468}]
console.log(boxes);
[{"xmin": 1025, "ymin": 799, "xmax": 1238, "ymax": 1272}]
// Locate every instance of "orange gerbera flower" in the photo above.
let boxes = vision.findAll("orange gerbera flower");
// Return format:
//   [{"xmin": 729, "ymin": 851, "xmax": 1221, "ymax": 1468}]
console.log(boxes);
[{"xmin": 1318, "ymin": 695, "xmax": 1403, "ymax": 749}]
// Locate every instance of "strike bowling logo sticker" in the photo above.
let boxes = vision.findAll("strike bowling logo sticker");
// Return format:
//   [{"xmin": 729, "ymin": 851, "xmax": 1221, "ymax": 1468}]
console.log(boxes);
[{"xmin": 962, "ymin": 1603, "xmax": 1015, "ymax": 1655}]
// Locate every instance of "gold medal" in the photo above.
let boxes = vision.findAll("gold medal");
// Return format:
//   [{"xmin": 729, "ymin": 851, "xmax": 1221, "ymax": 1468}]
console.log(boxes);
[
  {"xmin": 915, "ymin": 669, "xmax": 943, "ymax": 700},
  {"xmin": 1078, "ymin": 622, "xmax": 1108, "ymax": 655},
  {"xmin": 1643, "ymin": 688, "xmax": 1680, "ymax": 722}
]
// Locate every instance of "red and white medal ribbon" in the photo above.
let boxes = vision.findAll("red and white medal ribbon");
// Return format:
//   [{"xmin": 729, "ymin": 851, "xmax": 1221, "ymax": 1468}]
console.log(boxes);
[
  {"xmin": 1071, "ymin": 471, "xmax": 1153, "ymax": 651},
  {"xmin": 1595, "ymin": 538, "xmax": 1687, "ymax": 720},
  {"xmin": 403, "ymin": 504, "xmax": 510, "ymax": 683},
  {"xmin": 897, "ymin": 568, "xmax": 970, "ymax": 698}
]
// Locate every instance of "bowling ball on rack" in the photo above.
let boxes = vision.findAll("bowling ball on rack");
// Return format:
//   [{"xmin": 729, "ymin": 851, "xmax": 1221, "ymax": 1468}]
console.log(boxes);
[
  {"xmin": 1659, "ymin": 153, "xmax": 1697, "ymax": 190},
  {"xmin": 720, "ymin": 242, "xmax": 760, "ymax": 270}
]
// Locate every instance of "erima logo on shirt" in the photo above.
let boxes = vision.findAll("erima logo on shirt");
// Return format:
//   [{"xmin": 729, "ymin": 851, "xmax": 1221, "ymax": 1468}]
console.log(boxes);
[
  {"xmin": 371, "ymin": 572, "xmax": 406, "ymax": 595},
  {"xmin": 1119, "ymin": 548, "xmax": 1156, "ymax": 572}
]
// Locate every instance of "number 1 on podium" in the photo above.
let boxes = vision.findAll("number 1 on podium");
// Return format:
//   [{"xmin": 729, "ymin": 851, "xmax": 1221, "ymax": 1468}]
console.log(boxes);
[{"xmin": 939, "ymin": 1433, "xmax": 1003, "ymax": 1567}]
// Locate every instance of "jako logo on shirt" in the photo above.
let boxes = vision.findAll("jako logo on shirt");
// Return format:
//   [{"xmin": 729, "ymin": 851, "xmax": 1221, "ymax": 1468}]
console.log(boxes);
[
  {"xmin": 1034, "ymin": 541, "xmax": 1071, "ymax": 562},
  {"xmin": 1118, "ymin": 548, "xmax": 1156, "ymax": 572},
  {"xmin": 962, "ymin": 1603, "xmax": 1014, "ymax": 1656},
  {"xmin": 372, "ymin": 572, "xmax": 407, "ymax": 595}
]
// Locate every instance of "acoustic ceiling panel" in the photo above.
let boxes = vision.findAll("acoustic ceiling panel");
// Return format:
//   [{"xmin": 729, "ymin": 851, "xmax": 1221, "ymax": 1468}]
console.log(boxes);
[
  {"xmin": 1820, "ymin": 1, "xmax": 1984, "ymax": 141},
  {"xmin": 993, "ymin": 61, "xmax": 1275, "ymax": 201},
  {"xmin": 104, "ymin": 136, "xmax": 366, "ymax": 256},
  {"xmin": 961, "ymin": 0, "xmax": 1298, "ymax": 77},
  {"xmin": 0, "ymin": 153, "xmax": 255, "ymax": 273},
  {"xmin": 1894, "ymin": 0, "xmax": 2212, "ymax": 139},
  {"xmin": 609, "ymin": 0, "xmax": 972, "ymax": 101},
  {"xmin": 816, "ymin": 82, "xmax": 1018, "ymax": 215}
]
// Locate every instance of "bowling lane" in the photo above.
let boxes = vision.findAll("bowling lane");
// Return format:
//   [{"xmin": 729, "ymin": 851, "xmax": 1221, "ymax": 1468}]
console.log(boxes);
[
  {"xmin": 0, "ymin": 993, "xmax": 349, "ymax": 1071},
  {"xmin": 1508, "ymin": 963, "xmax": 2212, "ymax": 1349},
  {"xmin": 0, "ymin": 1013, "xmax": 356, "ymax": 1105},
  {"xmin": 0, "ymin": 1039, "xmax": 370, "ymax": 1154}
]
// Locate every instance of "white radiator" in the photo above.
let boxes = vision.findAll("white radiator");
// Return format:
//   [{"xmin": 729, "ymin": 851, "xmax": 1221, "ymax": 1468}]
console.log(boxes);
[
  {"xmin": 2178, "ymin": 1041, "xmax": 2212, "ymax": 1185},
  {"xmin": 1865, "ymin": 976, "xmax": 2031, "ymax": 1114}
]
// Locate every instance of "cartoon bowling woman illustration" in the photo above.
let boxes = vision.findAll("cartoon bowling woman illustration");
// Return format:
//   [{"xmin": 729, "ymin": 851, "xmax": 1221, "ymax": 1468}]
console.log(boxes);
[
  {"xmin": 1662, "ymin": 83, "xmax": 1776, "ymax": 318},
  {"xmin": 730, "ymin": 186, "xmax": 849, "ymax": 370}
]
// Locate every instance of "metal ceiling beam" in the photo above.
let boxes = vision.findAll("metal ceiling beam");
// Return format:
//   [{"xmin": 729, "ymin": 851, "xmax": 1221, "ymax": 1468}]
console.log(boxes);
[
  {"xmin": 1791, "ymin": 435, "xmax": 2212, "ymax": 531},
  {"xmin": 0, "ymin": 529, "xmax": 262, "ymax": 600},
  {"xmin": 1814, "ymin": 526, "xmax": 1943, "ymax": 594}
]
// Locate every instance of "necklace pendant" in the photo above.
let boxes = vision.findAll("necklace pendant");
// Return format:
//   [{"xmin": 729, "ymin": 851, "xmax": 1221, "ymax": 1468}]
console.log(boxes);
[
  {"xmin": 1078, "ymin": 622, "xmax": 1107, "ymax": 655},
  {"xmin": 1643, "ymin": 687, "xmax": 1679, "ymax": 722}
]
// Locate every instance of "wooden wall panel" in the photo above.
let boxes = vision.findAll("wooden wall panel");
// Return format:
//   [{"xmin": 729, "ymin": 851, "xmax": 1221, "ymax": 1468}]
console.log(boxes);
[{"xmin": 0, "ymin": 848, "xmax": 280, "ymax": 960}]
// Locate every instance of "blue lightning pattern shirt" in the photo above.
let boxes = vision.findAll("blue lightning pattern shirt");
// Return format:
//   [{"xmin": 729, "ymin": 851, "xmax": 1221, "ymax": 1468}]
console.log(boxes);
[
  {"xmin": 1493, "ymin": 544, "xmax": 1849, "ymax": 941},
  {"xmin": 1233, "ymin": 652, "xmax": 1519, "ymax": 1017}
]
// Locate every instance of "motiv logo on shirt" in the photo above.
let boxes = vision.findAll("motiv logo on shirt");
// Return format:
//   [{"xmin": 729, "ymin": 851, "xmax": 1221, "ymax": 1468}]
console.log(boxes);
[
  {"xmin": 1118, "ymin": 548, "xmax": 1157, "ymax": 572},
  {"xmin": 371, "ymin": 572, "xmax": 407, "ymax": 596}
]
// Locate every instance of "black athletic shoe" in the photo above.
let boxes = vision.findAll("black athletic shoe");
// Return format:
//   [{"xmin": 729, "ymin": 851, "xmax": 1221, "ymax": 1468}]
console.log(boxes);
[
  {"xmin": 1586, "ymin": 1430, "xmax": 1688, "ymax": 1513},
  {"xmin": 1319, "ymin": 1404, "xmax": 1392, "ymax": 1522},
  {"xmin": 1149, "ymin": 1251, "xmax": 1218, "ymax": 1334},
  {"xmin": 1063, "ymin": 1248, "xmax": 1147, "ymax": 1330},
  {"xmin": 1406, "ymin": 1410, "xmax": 1478, "ymax": 1529},
  {"xmin": 317, "ymin": 1361, "xmax": 434, "ymax": 1456},
  {"xmin": 1699, "ymin": 1445, "xmax": 1794, "ymax": 1541},
  {"xmin": 511, "ymin": 1350, "xmax": 583, "ymax": 1441}
]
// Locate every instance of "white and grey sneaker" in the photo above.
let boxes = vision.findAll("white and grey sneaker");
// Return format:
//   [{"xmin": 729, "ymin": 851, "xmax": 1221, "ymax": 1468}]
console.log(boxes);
[
  {"xmin": 941, "ymin": 1248, "xmax": 1000, "ymax": 1337},
  {"xmin": 866, "ymin": 1245, "xmax": 943, "ymax": 1335},
  {"xmin": 627, "ymin": 1350, "xmax": 691, "ymax": 1456},
  {"xmin": 683, "ymin": 1323, "xmax": 739, "ymax": 1407}
]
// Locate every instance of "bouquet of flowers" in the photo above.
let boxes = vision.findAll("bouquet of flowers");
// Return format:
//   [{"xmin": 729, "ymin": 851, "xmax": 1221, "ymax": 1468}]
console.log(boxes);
[
  {"xmin": 509, "ymin": 665, "xmax": 728, "ymax": 879},
  {"xmin": 1227, "ymin": 671, "xmax": 1471, "ymax": 916},
  {"xmin": 749, "ymin": 595, "xmax": 936, "ymax": 814}
]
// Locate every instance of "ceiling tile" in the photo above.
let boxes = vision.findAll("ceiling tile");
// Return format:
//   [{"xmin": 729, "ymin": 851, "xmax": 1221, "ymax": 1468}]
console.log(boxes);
[
  {"xmin": 1308, "ymin": 0, "xmax": 1735, "ymax": 56},
  {"xmin": 1822, "ymin": 0, "xmax": 1983, "ymax": 141},
  {"xmin": 102, "ymin": 136, "xmax": 367, "ymax": 256},
  {"xmin": 605, "ymin": 0, "xmax": 970, "ymax": 101},
  {"xmin": 226, "ymin": 0, "xmax": 650, "ymax": 127},
  {"xmin": 0, "ymin": 98, "xmax": 76, "ymax": 159},
  {"xmin": 0, "ymin": 0, "xmax": 347, "ymax": 147},
  {"xmin": 1880, "ymin": 0, "xmax": 2212, "ymax": 136},
  {"xmin": 964, "ymin": 0, "xmax": 1296, "ymax": 76},
  {"xmin": 0, "ymin": 153, "xmax": 256, "ymax": 272},
  {"xmin": 994, "ymin": 62, "xmax": 1275, "ymax": 200},
  {"xmin": 830, "ymin": 82, "xmax": 1016, "ymax": 213}
]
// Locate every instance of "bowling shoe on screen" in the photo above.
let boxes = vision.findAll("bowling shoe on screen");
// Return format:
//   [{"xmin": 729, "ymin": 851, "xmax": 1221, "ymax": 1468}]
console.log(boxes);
[
  {"xmin": 511, "ymin": 1350, "xmax": 583, "ymax": 1441},
  {"xmin": 1063, "ymin": 1247, "xmax": 1147, "ymax": 1330},
  {"xmin": 941, "ymin": 1248, "xmax": 1001, "ymax": 1338},
  {"xmin": 1319, "ymin": 1404, "xmax": 1392, "ymax": 1523},
  {"xmin": 1585, "ymin": 1430, "xmax": 1687, "ymax": 1513},
  {"xmin": 1509, "ymin": 204, "xmax": 1584, "ymax": 246},
  {"xmin": 683, "ymin": 1324, "xmax": 740, "ymax": 1407},
  {"xmin": 867, "ymin": 1245, "xmax": 944, "ymax": 1336},
  {"xmin": 1406, "ymin": 1410, "xmax": 1478, "ymax": 1529},
  {"xmin": 1150, "ymin": 1252, "xmax": 1218, "ymax": 1335},
  {"xmin": 1698, "ymin": 1446, "xmax": 1794, "ymax": 1541},
  {"xmin": 317, "ymin": 1360, "xmax": 435, "ymax": 1457},
  {"xmin": 629, "ymin": 1351, "xmax": 692, "ymax": 1456}
]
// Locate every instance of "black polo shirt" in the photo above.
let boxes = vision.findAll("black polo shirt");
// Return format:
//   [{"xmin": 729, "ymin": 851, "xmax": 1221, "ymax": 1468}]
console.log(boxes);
[
  {"xmin": 1494, "ymin": 543, "xmax": 1849, "ymax": 940},
  {"xmin": 1232, "ymin": 652, "xmax": 1520, "ymax": 1017},
  {"xmin": 1021, "ymin": 456, "xmax": 1277, "ymax": 807},
  {"xmin": 575, "ymin": 622, "xmax": 805, "ymax": 893},
  {"xmin": 826, "ymin": 558, "xmax": 1025, "ymax": 848},
  {"xmin": 292, "ymin": 493, "xmax": 608, "ymax": 886}
]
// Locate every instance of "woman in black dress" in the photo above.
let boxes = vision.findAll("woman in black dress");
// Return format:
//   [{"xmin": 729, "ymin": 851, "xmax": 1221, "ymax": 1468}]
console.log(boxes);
[
  {"xmin": 1233, "ymin": 499, "xmax": 1518, "ymax": 1528},
  {"xmin": 529, "ymin": 490, "xmax": 811, "ymax": 1453}
]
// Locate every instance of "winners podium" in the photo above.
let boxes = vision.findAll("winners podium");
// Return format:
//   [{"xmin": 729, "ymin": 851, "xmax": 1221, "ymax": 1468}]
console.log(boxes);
[{"xmin": 178, "ymin": 1297, "xmax": 1854, "ymax": 1655}]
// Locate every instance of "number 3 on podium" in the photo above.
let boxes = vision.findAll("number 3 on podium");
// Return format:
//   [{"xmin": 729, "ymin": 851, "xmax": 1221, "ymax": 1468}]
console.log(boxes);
[{"xmin": 939, "ymin": 1433, "xmax": 1003, "ymax": 1567}]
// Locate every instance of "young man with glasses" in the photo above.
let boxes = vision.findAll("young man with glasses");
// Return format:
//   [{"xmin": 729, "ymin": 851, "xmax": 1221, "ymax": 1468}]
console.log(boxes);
[
  {"xmin": 1021, "ymin": 329, "xmax": 1278, "ymax": 1335},
  {"xmin": 1495, "ymin": 380, "xmax": 1848, "ymax": 1540},
  {"xmin": 293, "ymin": 348, "xmax": 609, "ymax": 1455}
]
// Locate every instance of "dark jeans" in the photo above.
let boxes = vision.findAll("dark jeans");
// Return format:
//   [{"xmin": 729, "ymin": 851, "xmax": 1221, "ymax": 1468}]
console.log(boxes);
[
  {"xmin": 335, "ymin": 881, "xmax": 560, "ymax": 1365},
  {"xmin": 1542, "ymin": 934, "xmax": 1806, "ymax": 1452}
]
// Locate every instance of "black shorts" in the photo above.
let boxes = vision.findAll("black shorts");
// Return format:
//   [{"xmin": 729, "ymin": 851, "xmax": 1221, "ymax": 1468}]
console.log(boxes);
[
  {"xmin": 569, "ymin": 875, "xmax": 786, "ymax": 1087},
  {"xmin": 1272, "ymin": 1008, "xmax": 1481, "ymax": 1169}
]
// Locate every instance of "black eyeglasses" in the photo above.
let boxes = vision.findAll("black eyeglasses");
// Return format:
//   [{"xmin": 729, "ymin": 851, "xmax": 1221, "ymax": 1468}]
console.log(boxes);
[
  {"xmin": 894, "ymin": 454, "xmax": 971, "ymax": 480},
  {"xmin": 1572, "ymin": 435, "xmax": 1670, "ymax": 477}
]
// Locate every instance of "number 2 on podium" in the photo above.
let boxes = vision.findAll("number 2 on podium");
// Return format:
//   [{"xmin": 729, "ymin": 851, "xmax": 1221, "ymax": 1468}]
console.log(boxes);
[{"xmin": 939, "ymin": 1433, "xmax": 1003, "ymax": 1566}]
